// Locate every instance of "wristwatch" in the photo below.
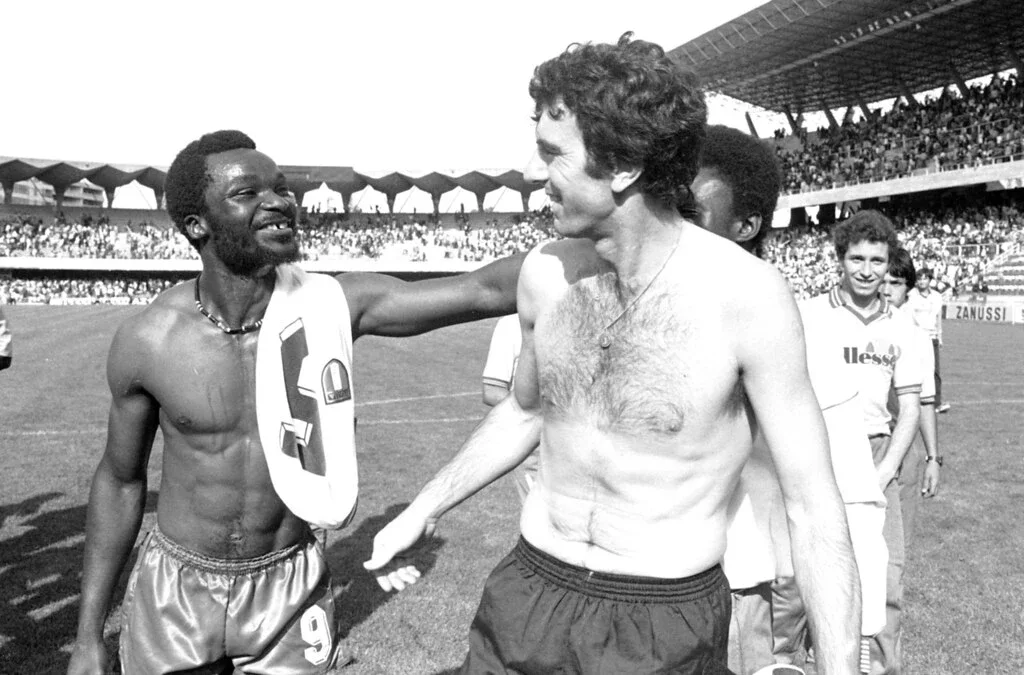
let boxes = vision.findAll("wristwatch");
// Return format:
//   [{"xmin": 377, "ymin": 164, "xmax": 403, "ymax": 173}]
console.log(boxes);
[{"xmin": 925, "ymin": 455, "xmax": 944, "ymax": 466}]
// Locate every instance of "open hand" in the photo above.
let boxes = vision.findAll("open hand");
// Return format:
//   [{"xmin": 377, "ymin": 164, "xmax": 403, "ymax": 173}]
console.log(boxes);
[{"xmin": 363, "ymin": 508, "xmax": 437, "ymax": 592}]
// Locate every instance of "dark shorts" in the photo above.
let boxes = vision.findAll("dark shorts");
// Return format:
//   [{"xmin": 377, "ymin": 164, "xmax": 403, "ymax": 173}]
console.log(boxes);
[
  {"xmin": 461, "ymin": 537, "xmax": 734, "ymax": 675},
  {"xmin": 119, "ymin": 526, "xmax": 344, "ymax": 674}
]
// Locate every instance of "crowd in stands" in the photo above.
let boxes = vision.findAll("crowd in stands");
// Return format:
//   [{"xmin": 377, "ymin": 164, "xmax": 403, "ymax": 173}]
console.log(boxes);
[
  {"xmin": 0, "ymin": 276, "xmax": 177, "ymax": 305},
  {"xmin": 777, "ymin": 72, "xmax": 1024, "ymax": 193},
  {"xmin": 0, "ymin": 209, "xmax": 554, "ymax": 264},
  {"xmin": 1, "ymin": 215, "xmax": 196, "ymax": 260},
  {"xmin": 3, "ymin": 196, "xmax": 1022, "ymax": 305},
  {"xmin": 299, "ymin": 209, "xmax": 553, "ymax": 263}
]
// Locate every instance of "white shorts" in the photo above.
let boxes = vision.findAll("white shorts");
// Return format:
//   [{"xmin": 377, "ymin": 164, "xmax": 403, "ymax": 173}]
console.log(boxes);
[{"xmin": 845, "ymin": 502, "xmax": 887, "ymax": 636}]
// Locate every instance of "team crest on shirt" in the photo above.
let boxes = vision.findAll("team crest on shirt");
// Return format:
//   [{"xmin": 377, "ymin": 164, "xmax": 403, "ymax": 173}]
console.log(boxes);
[{"xmin": 321, "ymin": 359, "xmax": 351, "ymax": 405}]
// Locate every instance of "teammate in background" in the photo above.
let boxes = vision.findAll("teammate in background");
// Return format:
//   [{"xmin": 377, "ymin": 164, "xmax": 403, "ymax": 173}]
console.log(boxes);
[
  {"xmin": 878, "ymin": 247, "xmax": 942, "ymax": 675},
  {"xmin": 481, "ymin": 314, "xmax": 522, "ymax": 408},
  {"xmin": 0, "ymin": 306, "xmax": 11, "ymax": 371},
  {"xmin": 904, "ymin": 267, "xmax": 948, "ymax": 413},
  {"xmin": 691, "ymin": 124, "xmax": 779, "ymax": 261},
  {"xmin": 881, "ymin": 248, "xmax": 942, "ymax": 511},
  {"xmin": 695, "ymin": 125, "xmax": 882, "ymax": 675},
  {"xmin": 480, "ymin": 313, "xmax": 539, "ymax": 504},
  {"xmin": 66, "ymin": 130, "xmax": 522, "ymax": 675},
  {"xmin": 366, "ymin": 34, "xmax": 860, "ymax": 674},
  {"xmin": 786, "ymin": 211, "xmax": 922, "ymax": 675}
]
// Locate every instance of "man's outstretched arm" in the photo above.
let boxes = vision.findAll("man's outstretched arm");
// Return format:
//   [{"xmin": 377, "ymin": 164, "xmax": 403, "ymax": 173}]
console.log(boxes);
[{"xmin": 339, "ymin": 252, "xmax": 526, "ymax": 339}]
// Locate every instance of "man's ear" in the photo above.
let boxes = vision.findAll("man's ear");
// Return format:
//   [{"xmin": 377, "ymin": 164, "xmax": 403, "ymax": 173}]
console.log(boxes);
[
  {"xmin": 734, "ymin": 213, "xmax": 763, "ymax": 244},
  {"xmin": 184, "ymin": 213, "xmax": 209, "ymax": 241},
  {"xmin": 610, "ymin": 166, "xmax": 642, "ymax": 194}
]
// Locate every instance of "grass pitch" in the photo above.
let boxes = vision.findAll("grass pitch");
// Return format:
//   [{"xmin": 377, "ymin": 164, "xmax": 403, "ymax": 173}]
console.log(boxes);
[{"xmin": 0, "ymin": 305, "xmax": 1021, "ymax": 674}]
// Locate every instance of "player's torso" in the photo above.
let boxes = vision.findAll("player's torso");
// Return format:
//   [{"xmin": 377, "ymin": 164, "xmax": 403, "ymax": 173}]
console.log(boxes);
[
  {"xmin": 523, "ymin": 261, "xmax": 754, "ymax": 578},
  {"xmin": 143, "ymin": 308, "xmax": 306, "ymax": 558},
  {"xmin": 838, "ymin": 313, "xmax": 905, "ymax": 403},
  {"xmin": 811, "ymin": 295, "xmax": 918, "ymax": 435}
]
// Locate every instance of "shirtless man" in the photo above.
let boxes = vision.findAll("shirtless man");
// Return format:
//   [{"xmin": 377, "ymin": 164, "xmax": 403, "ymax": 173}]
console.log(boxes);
[
  {"xmin": 66, "ymin": 130, "xmax": 521, "ymax": 675},
  {"xmin": 365, "ymin": 35, "xmax": 859, "ymax": 674}
]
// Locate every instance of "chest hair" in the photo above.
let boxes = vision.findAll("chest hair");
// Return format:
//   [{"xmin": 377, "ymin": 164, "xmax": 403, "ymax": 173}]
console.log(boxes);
[{"xmin": 536, "ymin": 273, "xmax": 693, "ymax": 436}]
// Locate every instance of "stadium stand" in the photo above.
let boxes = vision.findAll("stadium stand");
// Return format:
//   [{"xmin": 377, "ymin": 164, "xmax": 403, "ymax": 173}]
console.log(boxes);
[
  {"xmin": 3, "ymin": 194, "xmax": 1022, "ymax": 305},
  {"xmin": 776, "ymin": 73, "xmax": 1024, "ymax": 193},
  {"xmin": 3, "ymin": 0, "xmax": 1024, "ymax": 317}
]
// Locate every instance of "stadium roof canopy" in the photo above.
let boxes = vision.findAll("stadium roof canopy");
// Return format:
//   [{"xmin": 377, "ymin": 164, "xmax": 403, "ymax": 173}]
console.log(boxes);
[
  {"xmin": 0, "ymin": 156, "xmax": 541, "ymax": 212},
  {"xmin": 670, "ymin": 0, "xmax": 1024, "ymax": 115}
]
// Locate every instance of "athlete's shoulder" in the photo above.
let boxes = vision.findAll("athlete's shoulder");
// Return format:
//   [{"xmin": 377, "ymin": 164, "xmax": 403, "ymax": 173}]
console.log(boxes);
[
  {"xmin": 887, "ymin": 302, "xmax": 920, "ymax": 330},
  {"xmin": 525, "ymin": 237, "xmax": 601, "ymax": 276},
  {"xmin": 114, "ymin": 280, "xmax": 192, "ymax": 351},
  {"xmin": 104, "ymin": 281, "xmax": 193, "ymax": 391},
  {"xmin": 682, "ymin": 223, "xmax": 784, "ymax": 293},
  {"xmin": 732, "ymin": 252, "xmax": 794, "ymax": 306},
  {"xmin": 517, "ymin": 238, "xmax": 601, "ymax": 323},
  {"xmin": 520, "ymin": 237, "xmax": 603, "ymax": 292}
]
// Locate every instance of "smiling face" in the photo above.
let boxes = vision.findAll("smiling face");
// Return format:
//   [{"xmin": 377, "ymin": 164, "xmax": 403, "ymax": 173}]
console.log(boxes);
[
  {"xmin": 522, "ymin": 101, "xmax": 618, "ymax": 238},
  {"xmin": 839, "ymin": 240, "xmax": 890, "ymax": 304},
  {"xmin": 195, "ymin": 148, "xmax": 299, "ymax": 274}
]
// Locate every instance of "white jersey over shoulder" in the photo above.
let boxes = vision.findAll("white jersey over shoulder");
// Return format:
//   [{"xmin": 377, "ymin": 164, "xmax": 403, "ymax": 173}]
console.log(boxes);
[{"xmin": 255, "ymin": 264, "xmax": 359, "ymax": 530}]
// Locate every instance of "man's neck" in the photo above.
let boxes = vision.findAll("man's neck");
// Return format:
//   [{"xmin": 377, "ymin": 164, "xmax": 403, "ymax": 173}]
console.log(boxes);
[
  {"xmin": 837, "ymin": 284, "xmax": 881, "ymax": 315},
  {"xmin": 591, "ymin": 199, "xmax": 686, "ymax": 292},
  {"xmin": 197, "ymin": 260, "xmax": 278, "ymax": 327}
]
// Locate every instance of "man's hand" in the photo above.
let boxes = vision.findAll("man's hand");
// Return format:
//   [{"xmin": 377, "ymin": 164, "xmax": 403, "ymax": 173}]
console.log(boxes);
[
  {"xmin": 66, "ymin": 637, "xmax": 108, "ymax": 675},
  {"xmin": 363, "ymin": 507, "xmax": 437, "ymax": 592},
  {"xmin": 876, "ymin": 463, "xmax": 898, "ymax": 492},
  {"xmin": 921, "ymin": 461, "xmax": 940, "ymax": 498}
]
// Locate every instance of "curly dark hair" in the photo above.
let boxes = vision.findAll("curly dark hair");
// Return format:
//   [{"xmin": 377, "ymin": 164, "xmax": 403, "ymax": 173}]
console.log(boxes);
[
  {"xmin": 833, "ymin": 209, "xmax": 899, "ymax": 260},
  {"xmin": 529, "ymin": 32, "xmax": 707, "ymax": 214},
  {"xmin": 699, "ymin": 124, "xmax": 782, "ymax": 255},
  {"xmin": 888, "ymin": 247, "xmax": 918, "ymax": 288},
  {"xmin": 165, "ymin": 130, "xmax": 257, "ymax": 250}
]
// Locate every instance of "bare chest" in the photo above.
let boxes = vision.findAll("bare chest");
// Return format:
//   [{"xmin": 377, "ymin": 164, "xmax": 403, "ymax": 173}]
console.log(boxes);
[
  {"xmin": 149, "ymin": 333, "xmax": 259, "ymax": 436},
  {"xmin": 535, "ymin": 275, "xmax": 738, "ymax": 435}
]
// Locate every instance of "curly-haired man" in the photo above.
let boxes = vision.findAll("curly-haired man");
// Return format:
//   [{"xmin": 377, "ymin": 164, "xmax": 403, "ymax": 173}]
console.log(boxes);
[{"xmin": 367, "ymin": 34, "xmax": 860, "ymax": 674}]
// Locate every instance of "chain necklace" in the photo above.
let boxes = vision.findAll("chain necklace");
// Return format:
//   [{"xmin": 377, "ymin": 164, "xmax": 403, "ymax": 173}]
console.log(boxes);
[
  {"xmin": 598, "ymin": 229, "xmax": 682, "ymax": 350},
  {"xmin": 194, "ymin": 276, "xmax": 263, "ymax": 335}
]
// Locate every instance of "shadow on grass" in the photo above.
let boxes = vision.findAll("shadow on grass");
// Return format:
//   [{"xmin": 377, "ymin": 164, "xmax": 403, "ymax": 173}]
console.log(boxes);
[
  {"xmin": 0, "ymin": 497, "xmax": 443, "ymax": 673},
  {"xmin": 0, "ymin": 490, "xmax": 159, "ymax": 674},
  {"xmin": 322, "ymin": 502, "xmax": 447, "ymax": 638}
]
